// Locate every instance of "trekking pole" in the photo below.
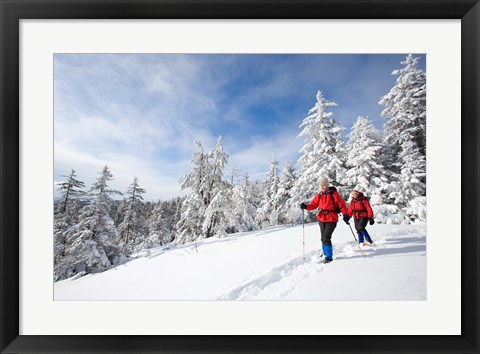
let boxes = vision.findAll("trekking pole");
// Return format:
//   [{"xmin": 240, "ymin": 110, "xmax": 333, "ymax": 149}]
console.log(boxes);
[
  {"xmin": 302, "ymin": 209, "xmax": 305, "ymax": 259},
  {"xmin": 347, "ymin": 223, "xmax": 365, "ymax": 257}
]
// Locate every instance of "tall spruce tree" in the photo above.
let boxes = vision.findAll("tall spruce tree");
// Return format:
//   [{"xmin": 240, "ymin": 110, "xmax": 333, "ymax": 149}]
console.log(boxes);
[
  {"xmin": 275, "ymin": 161, "xmax": 297, "ymax": 224},
  {"xmin": 62, "ymin": 166, "xmax": 123, "ymax": 278},
  {"xmin": 293, "ymin": 90, "xmax": 346, "ymax": 205},
  {"xmin": 203, "ymin": 137, "xmax": 229, "ymax": 238},
  {"xmin": 344, "ymin": 116, "xmax": 390, "ymax": 205},
  {"xmin": 56, "ymin": 169, "xmax": 86, "ymax": 214},
  {"xmin": 118, "ymin": 177, "xmax": 147, "ymax": 254},
  {"xmin": 54, "ymin": 169, "xmax": 86, "ymax": 280},
  {"xmin": 176, "ymin": 137, "xmax": 229, "ymax": 244},
  {"xmin": 231, "ymin": 173, "xmax": 258, "ymax": 232},
  {"xmin": 379, "ymin": 54, "xmax": 427, "ymax": 204},
  {"xmin": 256, "ymin": 157, "xmax": 280, "ymax": 227}
]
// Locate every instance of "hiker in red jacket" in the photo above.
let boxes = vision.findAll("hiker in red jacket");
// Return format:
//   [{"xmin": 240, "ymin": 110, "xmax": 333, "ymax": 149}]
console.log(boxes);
[
  {"xmin": 343, "ymin": 190, "xmax": 374, "ymax": 246},
  {"xmin": 300, "ymin": 177, "xmax": 348, "ymax": 263}
]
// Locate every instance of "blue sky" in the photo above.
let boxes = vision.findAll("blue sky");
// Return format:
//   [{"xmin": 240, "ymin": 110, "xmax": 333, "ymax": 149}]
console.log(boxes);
[{"xmin": 54, "ymin": 53, "xmax": 426, "ymax": 200}]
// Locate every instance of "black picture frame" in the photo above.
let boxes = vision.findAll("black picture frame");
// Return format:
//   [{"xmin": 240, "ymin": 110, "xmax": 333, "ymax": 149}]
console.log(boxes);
[{"xmin": 1, "ymin": 0, "xmax": 478, "ymax": 353}]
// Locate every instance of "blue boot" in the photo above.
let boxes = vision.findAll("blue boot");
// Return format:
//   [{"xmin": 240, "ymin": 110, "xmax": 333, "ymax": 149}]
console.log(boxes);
[
  {"xmin": 323, "ymin": 244, "xmax": 333, "ymax": 262},
  {"xmin": 357, "ymin": 231, "xmax": 364, "ymax": 244},
  {"xmin": 362, "ymin": 229, "xmax": 373, "ymax": 244}
]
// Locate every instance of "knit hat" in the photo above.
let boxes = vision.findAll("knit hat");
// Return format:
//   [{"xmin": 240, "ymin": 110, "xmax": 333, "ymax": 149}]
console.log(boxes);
[{"xmin": 319, "ymin": 177, "xmax": 329, "ymax": 186}]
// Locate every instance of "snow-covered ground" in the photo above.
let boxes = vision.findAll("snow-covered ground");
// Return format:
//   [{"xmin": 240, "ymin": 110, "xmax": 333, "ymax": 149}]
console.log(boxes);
[{"xmin": 54, "ymin": 222, "xmax": 426, "ymax": 301}]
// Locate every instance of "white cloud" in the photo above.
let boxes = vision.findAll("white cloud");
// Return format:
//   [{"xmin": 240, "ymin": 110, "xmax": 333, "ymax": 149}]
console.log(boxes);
[{"xmin": 227, "ymin": 129, "xmax": 302, "ymax": 179}]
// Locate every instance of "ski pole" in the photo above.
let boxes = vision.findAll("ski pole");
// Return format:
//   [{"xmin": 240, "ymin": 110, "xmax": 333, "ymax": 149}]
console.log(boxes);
[
  {"xmin": 302, "ymin": 209, "xmax": 305, "ymax": 259},
  {"xmin": 347, "ymin": 223, "xmax": 365, "ymax": 257}
]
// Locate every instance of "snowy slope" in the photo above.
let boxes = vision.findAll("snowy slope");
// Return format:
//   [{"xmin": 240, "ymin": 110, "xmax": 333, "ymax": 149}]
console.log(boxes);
[{"xmin": 54, "ymin": 222, "xmax": 426, "ymax": 301}]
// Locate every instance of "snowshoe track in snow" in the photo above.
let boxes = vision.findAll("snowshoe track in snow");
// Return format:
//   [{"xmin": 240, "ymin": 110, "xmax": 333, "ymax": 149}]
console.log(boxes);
[
  {"xmin": 216, "ymin": 251, "xmax": 325, "ymax": 300},
  {"xmin": 216, "ymin": 228, "xmax": 425, "ymax": 300}
]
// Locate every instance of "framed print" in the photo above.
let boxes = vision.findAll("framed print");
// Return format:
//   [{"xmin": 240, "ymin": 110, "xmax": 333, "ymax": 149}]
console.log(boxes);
[{"xmin": 1, "ymin": 0, "xmax": 479, "ymax": 353}]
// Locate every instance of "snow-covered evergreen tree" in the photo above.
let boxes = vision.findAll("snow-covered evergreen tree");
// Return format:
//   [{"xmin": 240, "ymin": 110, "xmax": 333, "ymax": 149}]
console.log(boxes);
[
  {"xmin": 54, "ymin": 212, "xmax": 78, "ymax": 281},
  {"xmin": 203, "ymin": 190, "xmax": 229, "ymax": 238},
  {"xmin": 176, "ymin": 137, "xmax": 229, "ymax": 244},
  {"xmin": 145, "ymin": 201, "xmax": 166, "ymax": 249},
  {"xmin": 267, "ymin": 157, "xmax": 280, "ymax": 204},
  {"xmin": 230, "ymin": 173, "xmax": 258, "ymax": 232},
  {"xmin": 218, "ymin": 177, "xmax": 237, "ymax": 234},
  {"xmin": 146, "ymin": 197, "xmax": 183, "ymax": 248},
  {"xmin": 118, "ymin": 177, "xmax": 147, "ymax": 254},
  {"xmin": 65, "ymin": 197, "xmax": 119, "ymax": 275},
  {"xmin": 56, "ymin": 169, "xmax": 86, "ymax": 214},
  {"xmin": 226, "ymin": 167, "xmax": 240, "ymax": 185},
  {"xmin": 90, "ymin": 165, "xmax": 122, "ymax": 196},
  {"xmin": 61, "ymin": 166, "xmax": 123, "ymax": 278},
  {"xmin": 203, "ymin": 137, "xmax": 229, "ymax": 238},
  {"xmin": 293, "ymin": 90, "xmax": 346, "ymax": 204},
  {"xmin": 344, "ymin": 116, "xmax": 390, "ymax": 205},
  {"xmin": 256, "ymin": 157, "xmax": 280, "ymax": 227},
  {"xmin": 275, "ymin": 161, "xmax": 298, "ymax": 224},
  {"xmin": 176, "ymin": 192, "xmax": 205, "ymax": 244},
  {"xmin": 379, "ymin": 54, "xmax": 427, "ymax": 204},
  {"xmin": 388, "ymin": 141, "xmax": 426, "ymax": 205},
  {"xmin": 379, "ymin": 54, "xmax": 426, "ymax": 156},
  {"xmin": 176, "ymin": 141, "xmax": 209, "ymax": 244},
  {"xmin": 54, "ymin": 169, "xmax": 87, "ymax": 280}
]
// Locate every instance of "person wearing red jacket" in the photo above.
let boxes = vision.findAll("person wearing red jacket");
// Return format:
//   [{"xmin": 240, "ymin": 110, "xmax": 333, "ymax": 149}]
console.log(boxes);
[
  {"xmin": 300, "ymin": 177, "xmax": 348, "ymax": 264},
  {"xmin": 344, "ymin": 190, "xmax": 374, "ymax": 246}
]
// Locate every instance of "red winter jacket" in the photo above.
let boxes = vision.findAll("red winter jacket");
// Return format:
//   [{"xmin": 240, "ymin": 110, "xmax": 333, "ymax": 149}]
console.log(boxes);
[
  {"xmin": 347, "ymin": 193, "xmax": 374, "ymax": 220},
  {"xmin": 306, "ymin": 189, "xmax": 348, "ymax": 223}
]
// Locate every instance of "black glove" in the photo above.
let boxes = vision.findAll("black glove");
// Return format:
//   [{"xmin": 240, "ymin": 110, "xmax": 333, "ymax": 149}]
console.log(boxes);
[
  {"xmin": 300, "ymin": 203, "xmax": 307, "ymax": 210},
  {"xmin": 343, "ymin": 214, "xmax": 350, "ymax": 224},
  {"xmin": 369, "ymin": 218, "xmax": 375, "ymax": 225}
]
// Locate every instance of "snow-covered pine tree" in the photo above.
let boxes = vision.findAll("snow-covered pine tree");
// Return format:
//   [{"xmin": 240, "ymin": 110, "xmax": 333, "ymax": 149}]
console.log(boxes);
[
  {"xmin": 176, "ymin": 137, "xmax": 229, "ymax": 244},
  {"xmin": 146, "ymin": 198, "xmax": 182, "ymax": 248},
  {"xmin": 226, "ymin": 167, "xmax": 240, "ymax": 185},
  {"xmin": 344, "ymin": 116, "xmax": 390, "ymax": 205},
  {"xmin": 176, "ymin": 141, "xmax": 209, "ymax": 244},
  {"xmin": 54, "ymin": 213, "xmax": 77, "ymax": 281},
  {"xmin": 293, "ymin": 90, "xmax": 346, "ymax": 207},
  {"xmin": 380, "ymin": 54, "xmax": 426, "ymax": 156},
  {"xmin": 90, "ymin": 165, "xmax": 121, "ymax": 196},
  {"xmin": 379, "ymin": 54, "xmax": 427, "ymax": 205},
  {"xmin": 389, "ymin": 140, "xmax": 426, "ymax": 205},
  {"xmin": 231, "ymin": 173, "xmax": 258, "ymax": 232},
  {"xmin": 143, "ymin": 201, "xmax": 155, "ymax": 226},
  {"xmin": 145, "ymin": 201, "xmax": 165, "ymax": 249},
  {"xmin": 54, "ymin": 169, "xmax": 87, "ymax": 281},
  {"xmin": 93, "ymin": 165, "xmax": 122, "ymax": 219},
  {"xmin": 218, "ymin": 171, "xmax": 238, "ymax": 234},
  {"xmin": 117, "ymin": 177, "xmax": 147, "ymax": 254},
  {"xmin": 64, "ymin": 199, "xmax": 117, "ymax": 276},
  {"xmin": 61, "ymin": 166, "xmax": 123, "ymax": 279},
  {"xmin": 274, "ymin": 161, "xmax": 297, "ymax": 224},
  {"xmin": 203, "ymin": 136, "xmax": 229, "ymax": 238},
  {"xmin": 256, "ymin": 157, "xmax": 280, "ymax": 227},
  {"xmin": 56, "ymin": 169, "xmax": 86, "ymax": 214},
  {"xmin": 176, "ymin": 192, "xmax": 205, "ymax": 244},
  {"xmin": 203, "ymin": 189, "xmax": 229, "ymax": 238}
]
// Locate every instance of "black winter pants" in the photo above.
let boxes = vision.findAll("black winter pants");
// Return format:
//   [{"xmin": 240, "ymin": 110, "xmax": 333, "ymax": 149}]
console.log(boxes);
[
  {"xmin": 318, "ymin": 222, "xmax": 336, "ymax": 246},
  {"xmin": 354, "ymin": 217, "xmax": 369, "ymax": 234}
]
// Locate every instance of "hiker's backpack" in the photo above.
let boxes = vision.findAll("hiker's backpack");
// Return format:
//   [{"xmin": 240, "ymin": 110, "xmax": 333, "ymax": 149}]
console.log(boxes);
[{"xmin": 327, "ymin": 186, "xmax": 341, "ymax": 213}]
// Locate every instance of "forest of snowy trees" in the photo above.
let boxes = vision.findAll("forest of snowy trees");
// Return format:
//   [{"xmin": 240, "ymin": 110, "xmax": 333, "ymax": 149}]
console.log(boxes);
[{"xmin": 54, "ymin": 54, "xmax": 426, "ymax": 281}]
